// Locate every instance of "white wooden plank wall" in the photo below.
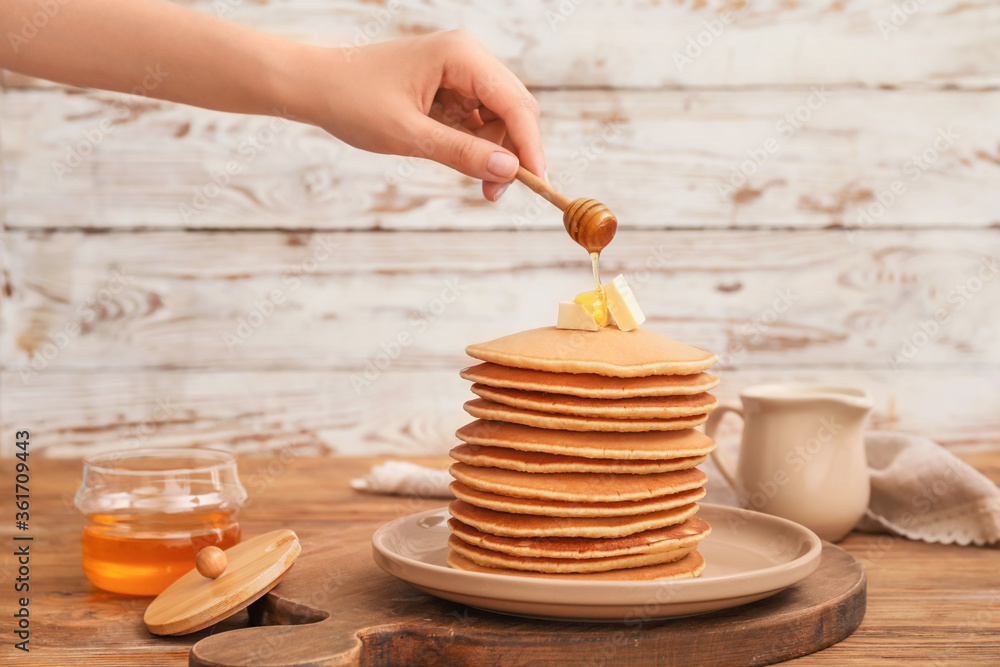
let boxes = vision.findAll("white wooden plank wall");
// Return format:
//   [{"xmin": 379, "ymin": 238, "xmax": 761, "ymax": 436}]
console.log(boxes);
[{"xmin": 1, "ymin": 0, "xmax": 998, "ymax": 458}]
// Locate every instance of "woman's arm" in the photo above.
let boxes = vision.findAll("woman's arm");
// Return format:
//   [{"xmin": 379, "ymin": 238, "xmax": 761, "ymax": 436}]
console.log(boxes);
[{"xmin": 0, "ymin": 0, "xmax": 543, "ymax": 200}]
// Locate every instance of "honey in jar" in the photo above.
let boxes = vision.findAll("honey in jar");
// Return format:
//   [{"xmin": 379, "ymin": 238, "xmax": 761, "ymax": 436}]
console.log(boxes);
[
  {"xmin": 81, "ymin": 509, "xmax": 241, "ymax": 596},
  {"xmin": 75, "ymin": 448, "xmax": 247, "ymax": 596}
]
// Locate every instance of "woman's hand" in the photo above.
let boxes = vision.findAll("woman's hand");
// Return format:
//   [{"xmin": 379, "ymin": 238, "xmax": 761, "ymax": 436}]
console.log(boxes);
[
  {"xmin": 293, "ymin": 30, "xmax": 546, "ymax": 201},
  {"xmin": 0, "ymin": 0, "xmax": 543, "ymax": 201}
]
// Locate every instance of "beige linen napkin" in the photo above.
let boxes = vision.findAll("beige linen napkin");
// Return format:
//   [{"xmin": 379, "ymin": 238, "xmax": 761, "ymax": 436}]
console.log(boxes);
[
  {"xmin": 350, "ymin": 461, "xmax": 453, "ymax": 499},
  {"xmin": 855, "ymin": 431, "xmax": 1000, "ymax": 546}
]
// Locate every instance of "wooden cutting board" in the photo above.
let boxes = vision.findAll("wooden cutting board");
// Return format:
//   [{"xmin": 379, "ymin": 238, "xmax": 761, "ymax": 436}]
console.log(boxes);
[{"xmin": 189, "ymin": 522, "xmax": 865, "ymax": 667}]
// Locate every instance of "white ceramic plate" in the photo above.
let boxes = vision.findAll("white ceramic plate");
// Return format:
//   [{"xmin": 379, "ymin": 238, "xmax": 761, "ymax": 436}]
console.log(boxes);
[{"xmin": 372, "ymin": 503, "xmax": 822, "ymax": 621}]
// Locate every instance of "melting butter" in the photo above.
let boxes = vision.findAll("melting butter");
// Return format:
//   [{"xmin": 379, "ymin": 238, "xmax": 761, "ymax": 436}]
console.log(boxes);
[{"xmin": 573, "ymin": 289, "xmax": 608, "ymax": 328}]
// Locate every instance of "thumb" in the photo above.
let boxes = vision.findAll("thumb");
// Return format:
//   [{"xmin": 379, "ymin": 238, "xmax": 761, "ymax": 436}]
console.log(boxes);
[{"xmin": 413, "ymin": 115, "xmax": 519, "ymax": 183}]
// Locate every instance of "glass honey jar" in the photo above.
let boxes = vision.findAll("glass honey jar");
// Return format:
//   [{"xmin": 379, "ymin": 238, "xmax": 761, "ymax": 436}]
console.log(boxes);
[{"xmin": 74, "ymin": 448, "xmax": 247, "ymax": 596}]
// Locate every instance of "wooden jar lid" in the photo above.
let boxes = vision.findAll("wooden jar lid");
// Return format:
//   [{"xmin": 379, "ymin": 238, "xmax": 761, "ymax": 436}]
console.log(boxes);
[{"xmin": 144, "ymin": 529, "xmax": 301, "ymax": 636}]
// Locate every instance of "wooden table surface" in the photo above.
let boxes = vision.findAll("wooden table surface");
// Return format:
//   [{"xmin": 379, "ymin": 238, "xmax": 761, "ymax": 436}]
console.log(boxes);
[{"xmin": 4, "ymin": 452, "xmax": 999, "ymax": 666}]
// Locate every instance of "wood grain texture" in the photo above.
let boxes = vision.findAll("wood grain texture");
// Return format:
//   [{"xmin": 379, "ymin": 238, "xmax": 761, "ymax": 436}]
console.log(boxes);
[
  {"xmin": 188, "ymin": 532, "xmax": 864, "ymax": 667},
  {"xmin": 2, "ymin": 1, "xmax": 999, "ymax": 470},
  {"xmin": 4, "ymin": 455, "xmax": 998, "ymax": 666},
  {"xmin": 144, "ymin": 530, "xmax": 300, "ymax": 635},
  {"xmin": 2, "ymin": 226, "xmax": 998, "ymax": 457},
  {"xmin": 4, "ymin": 89, "xmax": 1000, "ymax": 230},
  {"xmin": 2, "ymin": 368, "xmax": 998, "ymax": 460},
  {"xmin": 3, "ymin": 229, "xmax": 999, "ymax": 373},
  {"xmin": 3, "ymin": 0, "xmax": 991, "ymax": 89}
]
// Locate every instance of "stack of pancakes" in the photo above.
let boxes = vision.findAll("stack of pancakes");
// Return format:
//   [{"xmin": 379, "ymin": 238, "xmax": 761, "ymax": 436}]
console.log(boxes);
[{"xmin": 446, "ymin": 326, "xmax": 719, "ymax": 580}]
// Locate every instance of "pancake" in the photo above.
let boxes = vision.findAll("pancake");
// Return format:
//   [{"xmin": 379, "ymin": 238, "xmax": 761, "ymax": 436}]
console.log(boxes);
[
  {"xmin": 456, "ymin": 421, "xmax": 716, "ymax": 460},
  {"xmin": 448, "ymin": 499, "xmax": 699, "ymax": 538},
  {"xmin": 447, "ymin": 549, "xmax": 706, "ymax": 580},
  {"xmin": 470, "ymin": 384, "xmax": 717, "ymax": 419},
  {"xmin": 465, "ymin": 327, "xmax": 718, "ymax": 377},
  {"xmin": 451, "ymin": 325, "xmax": 718, "ymax": 580},
  {"xmin": 451, "ymin": 482, "xmax": 707, "ymax": 517},
  {"xmin": 450, "ymin": 462, "xmax": 707, "ymax": 502},
  {"xmin": 450, "ymin": 443, "xmax": 705, "ymax": 474},
  {"xmin": 460, "ymin": 363, "xmax": 720, "ymax": 398},
  {"xmin": 448, "ymin": 516, "xmax": 710, "ymax": 559},
  {"xmin": 448, "ymin": 535, "xmax": 696, "ymax": 573},
  {"xmin": 465, "ymin": 398, "xmax": 709, "ymax": 432}
]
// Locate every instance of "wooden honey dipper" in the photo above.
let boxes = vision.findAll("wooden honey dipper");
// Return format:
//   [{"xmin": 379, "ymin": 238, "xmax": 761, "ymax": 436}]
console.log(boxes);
[
  {"xmin": 515, "ymin": 167, "xmax": 618, "ymax": 253},
  {"xmin": 431, "ymin": 111, "xmax": 617, "ymax": 253}
]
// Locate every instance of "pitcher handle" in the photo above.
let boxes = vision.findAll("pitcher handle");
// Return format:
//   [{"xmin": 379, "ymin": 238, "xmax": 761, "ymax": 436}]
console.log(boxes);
[{"xmin": 705, "ymin": 404, "xmax": 744, "ymax": 492}]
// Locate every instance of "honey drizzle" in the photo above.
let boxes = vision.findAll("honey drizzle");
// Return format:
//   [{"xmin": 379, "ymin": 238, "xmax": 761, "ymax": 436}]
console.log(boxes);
[
  {"xmin": 570, "ymin": 251, "xmax": 609, "ymax": 327},
  {"xmin": 590, "ymin": 251, "xmax": 603, "ymax": 295}
]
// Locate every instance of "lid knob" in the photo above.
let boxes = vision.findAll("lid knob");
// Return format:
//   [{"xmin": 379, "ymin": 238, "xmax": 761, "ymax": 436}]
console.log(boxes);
[{"xmin": 196, "ymin": 546, "xmax": 228, "ymax": 579}]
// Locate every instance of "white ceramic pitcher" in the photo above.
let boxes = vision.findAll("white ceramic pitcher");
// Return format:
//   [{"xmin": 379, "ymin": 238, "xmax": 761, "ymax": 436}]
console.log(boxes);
[{"xmin": 705, "ymin": 384, "xmax": 874, "ymax": 542}]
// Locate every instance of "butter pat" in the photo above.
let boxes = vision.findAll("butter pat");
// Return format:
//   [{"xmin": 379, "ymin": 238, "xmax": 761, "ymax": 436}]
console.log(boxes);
[
  {"xmin": 557, "ymin": 300, "xmax": 601, "ymax": 331},
  {"xmin": 573, "ymin": 290, "xmax": 609, "ymax": 328},
  {"xmin": 603, "ymin": 274, "xmax": 645, "ymax": 331}
]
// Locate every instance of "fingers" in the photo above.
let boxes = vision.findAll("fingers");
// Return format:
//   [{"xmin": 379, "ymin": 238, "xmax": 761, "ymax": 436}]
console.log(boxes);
[
  {"xmin": 473, "ymin": 118, "xmax": 507, "ymax": 146},
  {"xmin": 478, "ymin": 107, "xmax": 501, "ymax": 123},
  {"xmin": 482, "ymin": 132, "xmax": 516, "ymax": 201},
  {"xmin": 482, "ymin": 180, "xmax": 509, "ymax": 202},
  {"xmin": 434, "ymin": 88, "xmax": 483, "ymax": 131},
  {"xmin": 475, "ymin": 120, "xmax": 512, "ymax": 201},
  {"xmin": 433, "ymin": 30, "xmax": 546, "ymax": 180},
  {"xmin": 433, "ymin": 100, "xmax": 516, "ymax": 202},
  {"xmin": 410, "ymin": 113, "xmax": 520, "ymax": 184}
]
